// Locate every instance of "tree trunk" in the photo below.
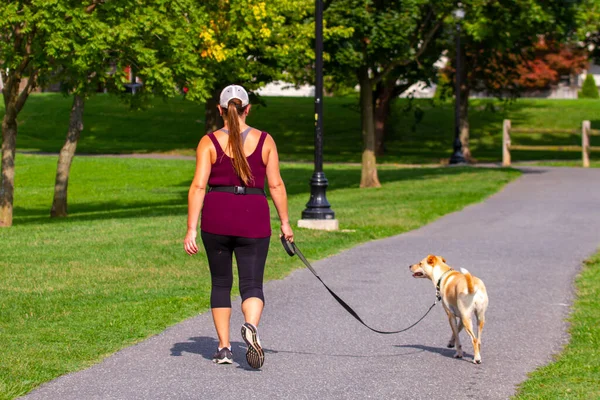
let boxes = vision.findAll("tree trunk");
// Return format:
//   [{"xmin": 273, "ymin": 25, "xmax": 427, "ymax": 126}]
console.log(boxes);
[
  {"xmin": 1, "ymin": 109, "xmax": 18, "ymax": 227},
  {"xmin": 51, "ymin": 94, "xmax": 85, "ymax": 218},
  {"xmin": 358, "ymin": 68, "xmax": 381, "ymax": 188},
  {"xmin": 204, "ymin": 89, "xmax": 222, "ymax": 134},
  {"xmin": 459, "ymin": 85, "xmax": 471, "ymax": 161},
  {"xmin": 458, "ymin": 45, "xmax": 471, "ymax": 161},
  {"xmin": 0, "ymin": 78, "xmax": 21, "ymax": 227},
  {"xmin": 374, "ymin": 78, "xmax": 395, "ymax": 157}
]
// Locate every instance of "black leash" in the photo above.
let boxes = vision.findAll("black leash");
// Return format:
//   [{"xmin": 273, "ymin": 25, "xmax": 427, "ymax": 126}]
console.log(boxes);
[{"xmin": 281, "ymin": 236, "xmax": 438, "ymax": 335}]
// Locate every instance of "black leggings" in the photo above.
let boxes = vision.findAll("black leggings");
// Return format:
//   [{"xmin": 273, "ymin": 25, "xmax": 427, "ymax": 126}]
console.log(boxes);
[{"xmin": 201, "ymin": 231, "xmax": 270, "ymax": 308}]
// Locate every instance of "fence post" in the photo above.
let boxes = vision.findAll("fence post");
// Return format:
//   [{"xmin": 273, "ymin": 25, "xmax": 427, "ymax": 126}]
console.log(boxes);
[
  {"xmin": 582, "ymin": 120, "xmax": 590, "ymax": 168},
  {"xmin": 502, "ymin": 119, "xmax": 511, "ymax": 166}
]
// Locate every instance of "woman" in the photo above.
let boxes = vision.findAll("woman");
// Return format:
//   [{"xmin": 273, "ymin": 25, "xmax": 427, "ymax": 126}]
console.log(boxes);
[{"xmin": 184, "ymin": 84, "xmax": 294, "ymax": 369}]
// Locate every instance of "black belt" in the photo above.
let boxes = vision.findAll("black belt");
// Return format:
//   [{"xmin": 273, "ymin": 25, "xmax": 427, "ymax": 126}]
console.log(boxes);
[{"xmin": 208, "ymin": 186, "xmax": 266, "ymax": 196}]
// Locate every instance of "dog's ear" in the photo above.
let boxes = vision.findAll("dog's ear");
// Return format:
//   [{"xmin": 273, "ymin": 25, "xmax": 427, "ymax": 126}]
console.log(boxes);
[{"xmin": 427, "ymin": 255, "xmax": 436, "ymax": 265}]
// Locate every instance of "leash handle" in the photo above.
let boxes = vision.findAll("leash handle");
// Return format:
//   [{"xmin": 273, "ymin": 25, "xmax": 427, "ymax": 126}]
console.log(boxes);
[{"xmin": 281, "ymin": 236, "xmax": 437, "ymax": 335}]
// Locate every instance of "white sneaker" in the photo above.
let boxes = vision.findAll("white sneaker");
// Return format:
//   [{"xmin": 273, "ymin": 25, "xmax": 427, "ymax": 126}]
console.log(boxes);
[{"xmin": 241, "ymin": 323, "xmax": 264, "ymax": 369}]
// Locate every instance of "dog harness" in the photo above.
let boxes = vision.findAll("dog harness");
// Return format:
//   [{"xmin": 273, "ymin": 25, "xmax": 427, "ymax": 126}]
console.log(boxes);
[{"xmin": 436, "ymin": 269, "xmax": 455, "ymax": 301}]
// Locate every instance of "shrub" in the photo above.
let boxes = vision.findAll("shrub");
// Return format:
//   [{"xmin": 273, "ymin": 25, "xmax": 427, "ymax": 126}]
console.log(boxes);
[
  {"xmin": 434, "ymin": 72, "xmax": 454, "ymax": 101},
  {"xmin": 578, "ymin": 74, "xmax": 599, "ymax": 99}
]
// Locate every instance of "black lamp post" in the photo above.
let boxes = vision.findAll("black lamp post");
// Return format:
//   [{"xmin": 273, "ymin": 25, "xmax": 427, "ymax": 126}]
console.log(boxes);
[
  {"xmin": 301, "ymin": 0, "xmax": 335, "ymax": 221},
  {"xmin": 449, "ymin": 5, "xmax": 466, "ymax": 165}
]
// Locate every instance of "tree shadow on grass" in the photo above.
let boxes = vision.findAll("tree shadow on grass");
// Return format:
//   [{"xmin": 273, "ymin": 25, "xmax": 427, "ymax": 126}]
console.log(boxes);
[
  {"xmin": 14, "ymin": 200, "xmax": 189, "ymax": 225},
  {"xmin": 13, "ymin": 165, "xmax": 505, "ymax": 226},
  {"xmin": 281, "ymin": 164, "xmax": 502, "ymax": 196}
]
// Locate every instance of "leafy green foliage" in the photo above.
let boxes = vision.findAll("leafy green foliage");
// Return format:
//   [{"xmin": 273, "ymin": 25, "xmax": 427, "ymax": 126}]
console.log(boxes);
[
  {"xmin": 1, "ymin": 1, "xmax": 216, "ymax": 103},
  {"xmin": 199, "ymin": 0, "xmax": 314, "ymax": 92},
  {"xmin": 0, "ymin": 2, "xmax": 47, "ymax": 84},
  {"xmin": 434, "ymin": 73, "xmax": 453, "ymax": 101},
  {"xmin": 112, "ymin": 0, "xmax": 214, "ymax": 102},
  {"xmin": 578, "ymin": 74, "xmax": 599, "ymax": 99},
  {"xmin": 579, "ymin": 0, "xmax": 600, "ymax": 63},
  {"xmin": 323, "ymin": 0, "xmax": 451, "ymax": 86},
  {"xmin": 193, "ymin": 0, "xmax": 319, "ymax": 132}
]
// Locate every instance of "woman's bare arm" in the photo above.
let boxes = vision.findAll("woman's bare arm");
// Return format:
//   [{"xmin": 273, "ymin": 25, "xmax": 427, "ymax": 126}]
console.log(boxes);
[
  {"xmin": 184, "ymin": 135, "xmax": 213, "ymax": 255},
  {"xmin": 264, "ymin": 134, "xmax": 294, "ymax": 241}
]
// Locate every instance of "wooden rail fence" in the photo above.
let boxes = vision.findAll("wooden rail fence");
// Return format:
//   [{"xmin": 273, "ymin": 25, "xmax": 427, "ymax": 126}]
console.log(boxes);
[{"xmin": 502, "ymin": 119, "xmax": 600, "ymax": 167}]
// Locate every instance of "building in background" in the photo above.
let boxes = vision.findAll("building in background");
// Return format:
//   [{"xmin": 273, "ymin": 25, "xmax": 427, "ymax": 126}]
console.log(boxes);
[{"xmin": 256, "ymin": 81, "xmax": 315, "ymax": 97}]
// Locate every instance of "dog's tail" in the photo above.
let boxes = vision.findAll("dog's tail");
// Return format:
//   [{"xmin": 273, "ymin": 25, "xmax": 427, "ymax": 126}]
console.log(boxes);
[{"xmin": 460, "ymin": 268, "xmax": 475, "ymax": 294}]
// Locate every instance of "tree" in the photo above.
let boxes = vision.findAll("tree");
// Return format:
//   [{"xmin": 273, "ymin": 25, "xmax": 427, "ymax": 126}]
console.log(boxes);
[
  {"xmin": 579, "ymin": 74, "xmax": 599, "ymax": 98},
  {"xmin": 200, "ymin": 0, "xmax": 314, "ymax": 134},
  {"xmin": 1, "ymin": 2, "xmax": 51, "ymax": 227},
  {"xmin": 373, "ymin": 57, "xmax": 442, "ymax": 157},
  {"xmin": 516, "ymin": 40, "xmax": 588, "ymax": 90},
  {"xmin": 323, "ymin": 0, "xmax": 452, "ymax": 187},
  {"xmin": 42, "ymin": 2, "xmax": 115, "ymax": 218},
  {"xmin": 579, "ymin": 1, "xmax": 600, "ymax": 63},
  {"xmin": 442, "ymin": 0, "xmax": 582, "ymax": 160},
  {"xmin": 45, "ymin": 0, "xmax": 211, "ymax": 217}
]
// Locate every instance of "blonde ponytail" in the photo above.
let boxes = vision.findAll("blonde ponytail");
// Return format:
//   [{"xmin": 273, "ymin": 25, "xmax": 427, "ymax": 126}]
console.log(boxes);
[{"xmin": 224, "ymin": 99, "xmax": 253, "ymax": 185}]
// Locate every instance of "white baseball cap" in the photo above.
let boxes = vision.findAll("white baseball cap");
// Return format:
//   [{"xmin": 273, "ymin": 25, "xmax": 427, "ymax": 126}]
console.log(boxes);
[{"xmin": 219, "ymin": 85, "xmax": 249, "ymax": 108}]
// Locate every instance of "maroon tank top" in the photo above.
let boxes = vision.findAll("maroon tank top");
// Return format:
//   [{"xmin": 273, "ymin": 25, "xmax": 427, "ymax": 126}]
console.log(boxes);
[{"xmin": 201, "ymin": 130, "xmax": 271, "ymax": 238}]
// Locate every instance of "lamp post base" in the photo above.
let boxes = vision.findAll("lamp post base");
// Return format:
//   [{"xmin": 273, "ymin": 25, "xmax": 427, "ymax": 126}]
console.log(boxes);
[
  {"xmin": 301, "ymin": 171, "xmax": 336, "ymax": 220},
  {"xmin": 449, "ymin": 152, "xmax": 467, "ymax": 164},
  {"xmin": 298, "ymin": 218, "xmax": 339, "ymax": 231},
  {"xmin": 449, "ymin": 137, "xmax": 467, "ymax": 165}
]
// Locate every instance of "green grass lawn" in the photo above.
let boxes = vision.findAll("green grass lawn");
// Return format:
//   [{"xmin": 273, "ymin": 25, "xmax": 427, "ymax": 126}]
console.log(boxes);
[
  {"xmin": 4, "ymin": 94, "xmax": 600, "ymax": 164},
  {"xmin": 514, "ymin": 251, "xmax": 600, "ymax": 399},
  {"xmin": 0, "ymin": 154, "xmax": 519, "ymax": 399}
]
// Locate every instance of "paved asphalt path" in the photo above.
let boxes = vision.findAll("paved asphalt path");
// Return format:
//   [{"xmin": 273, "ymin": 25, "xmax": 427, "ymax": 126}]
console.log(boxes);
[{"xmin": 23, "ymin": 167, "xmax": 600, "ymax": 400}]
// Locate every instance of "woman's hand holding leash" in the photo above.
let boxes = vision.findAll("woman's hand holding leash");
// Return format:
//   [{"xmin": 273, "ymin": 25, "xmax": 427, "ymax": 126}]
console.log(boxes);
[{"xmin": 280, "ymin": 220, "xmax": 294, "ymax": 242}]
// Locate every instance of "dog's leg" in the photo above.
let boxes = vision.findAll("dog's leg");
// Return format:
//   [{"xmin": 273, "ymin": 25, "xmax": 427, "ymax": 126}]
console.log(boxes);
[
  {"xmin": 447, "ymin": 319, "xmax": 463, "ymax": 348},
  {"xmin": 447, "ymin": 314, "xmax": 463, "ymax": 358},
  {"xmin": 460, "ymin": 316, "xmax": 481, "ymax": 364},
  {"xmin": 476, "ymin": 311, "xmax": 485, "ymax": 347}
]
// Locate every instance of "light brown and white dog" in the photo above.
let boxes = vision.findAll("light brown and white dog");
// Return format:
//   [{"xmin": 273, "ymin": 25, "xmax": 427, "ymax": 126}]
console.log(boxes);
[{"xmin": 409, "ymin": 255, "xmax": 488, "ymax": 364}]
